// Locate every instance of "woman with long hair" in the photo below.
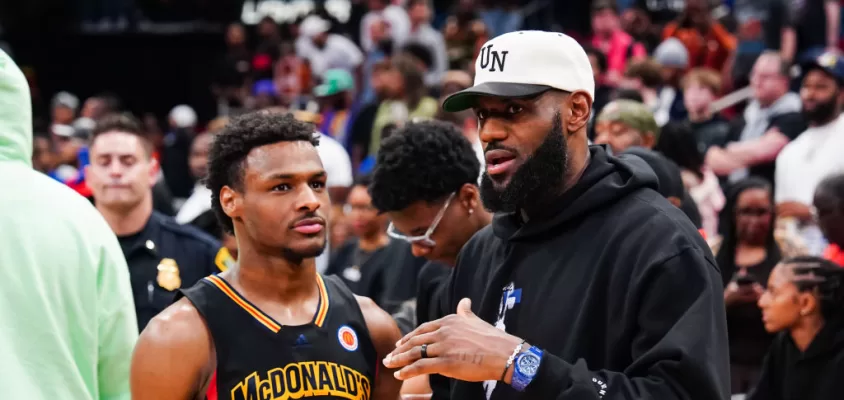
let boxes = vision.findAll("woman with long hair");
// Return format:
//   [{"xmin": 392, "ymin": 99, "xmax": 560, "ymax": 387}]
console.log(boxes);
[
  {"xmin": 713, "ymin": 177, "xmax": 781, "ymax": 394},
  {"xmin": 749, "ymin": 256, "xmax": 844, "ymax": 399},
  {"xmin": 656, "ymin": 121, "xmax": 724, "ymax": 237}
]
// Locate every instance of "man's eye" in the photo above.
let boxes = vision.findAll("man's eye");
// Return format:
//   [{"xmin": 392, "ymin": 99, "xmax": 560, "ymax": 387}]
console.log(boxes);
[
  {"xmin": 507, "ymin": 105, "xmax": 523, "ymax": 114},
  {"xmin": 310, "ymin": 181, "xmax": 326, "ymax": 189},
  {"xmin": 272, "ymin": 184, "xmax": 291, "ymax": 191},
  {"xmin": 476, "ymin": 110, "xmax": 488, "ymax": 120}
]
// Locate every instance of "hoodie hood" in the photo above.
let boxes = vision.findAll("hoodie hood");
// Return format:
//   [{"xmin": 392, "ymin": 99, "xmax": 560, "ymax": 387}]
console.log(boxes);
[
  {"xmin": 492, "ymin": 145, "xmax": 658, "ymax": 241},
  {"xmin": 0, "ymin": 49, "xmax": 32, "ymax": 165}
]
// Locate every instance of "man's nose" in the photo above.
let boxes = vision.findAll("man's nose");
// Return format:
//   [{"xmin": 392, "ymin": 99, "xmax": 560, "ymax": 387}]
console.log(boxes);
[
  {"xmin": 296, "ymin": 187, "xmax": 321, "ymax": 212},
  {"xmin": 478, "ymin": 119, "xmax": 508, "ymax": 144}
]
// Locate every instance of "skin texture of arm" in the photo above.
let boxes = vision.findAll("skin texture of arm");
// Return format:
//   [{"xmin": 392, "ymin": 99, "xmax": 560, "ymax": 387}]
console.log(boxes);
[
  {"xmin": 130, "ymin": 298, "xmax": 214, "ymax": 400},
  {"xmin": 357, "ymin": 295, "xmax": 404, "ymax": 400},
  {"xmin": 706, "ymin": 129, "xmax": 789, "ymax": 175}
]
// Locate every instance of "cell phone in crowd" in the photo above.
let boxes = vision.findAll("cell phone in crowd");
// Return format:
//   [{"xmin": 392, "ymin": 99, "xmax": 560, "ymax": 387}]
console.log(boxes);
[{"xmin": 736, "ymin": 275, "xmax": 756, "ymax": 286}]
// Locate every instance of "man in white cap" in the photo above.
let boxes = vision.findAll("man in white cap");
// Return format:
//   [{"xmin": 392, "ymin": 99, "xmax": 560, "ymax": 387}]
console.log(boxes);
[
  {"xmin": 383, "ymin": 31, "xmax": 729, "ymax": 400},
  {"xmin": 295, "ymin": 14, "xmax": 364, "ymax": 77}
]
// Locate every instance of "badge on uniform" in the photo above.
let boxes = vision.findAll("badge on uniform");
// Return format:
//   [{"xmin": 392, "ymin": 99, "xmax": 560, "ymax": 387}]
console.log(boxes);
[
  {"xmin": 337, "ymin": 325, "xmax": 359, "ymax": 352},
  {"xmin": 342, "ymin": 265, "xmax": 362, "ymax": 282},
  {"xmin": 156, "ymin": 258, "xmax": 182, "ymax": 291}
]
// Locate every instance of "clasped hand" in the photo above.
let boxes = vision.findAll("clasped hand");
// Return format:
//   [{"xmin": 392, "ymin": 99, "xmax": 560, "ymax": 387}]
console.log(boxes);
[{"xmin": 383, "ymin": 298, "xmax": 525, "ymax": 383}]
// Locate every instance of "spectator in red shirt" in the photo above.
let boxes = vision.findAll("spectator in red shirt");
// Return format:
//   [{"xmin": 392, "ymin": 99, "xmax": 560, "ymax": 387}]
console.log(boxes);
[
  {"xmin": 663, "ymin": 0, "xmax": 736, "ymax": 71},
  {"xmin": 591, "ymin": 0, "xmax": 647, "ymax": 87}
]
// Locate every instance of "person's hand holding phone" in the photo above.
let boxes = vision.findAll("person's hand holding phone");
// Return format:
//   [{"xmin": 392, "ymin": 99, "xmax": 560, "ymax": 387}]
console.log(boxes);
[{"xmin": 724, "ymin": 278, "xmax": 763, "ymax": 306}]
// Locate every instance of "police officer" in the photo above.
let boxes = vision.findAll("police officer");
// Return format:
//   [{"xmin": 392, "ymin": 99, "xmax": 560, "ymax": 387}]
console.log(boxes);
[{"xmin": 85, "ymin": 113, "xmax": 225, "ymax": 331}]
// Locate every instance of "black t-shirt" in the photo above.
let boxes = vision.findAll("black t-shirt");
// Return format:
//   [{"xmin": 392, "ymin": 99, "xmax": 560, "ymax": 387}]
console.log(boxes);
[
  {"xmin": 732, "ymin": 0, "xmax": 790, "ymax": 84},
  {"xmin": 791, "ymin": 0, "xmax": 830, "ymax": 55},
  {"xmin": 327, "ymin": 238, "xmax": 426, "ymax": 314},
  {"xmin": 691, "ymin": 115, "xmax": 732, "ymax": 154},
  {"xmin": 725, "ymin": 111, "xmax": 807, "ymax": 187}
]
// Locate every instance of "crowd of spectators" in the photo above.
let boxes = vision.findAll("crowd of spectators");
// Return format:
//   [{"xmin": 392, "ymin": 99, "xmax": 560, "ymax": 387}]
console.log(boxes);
[{"xmin": 8, "ymin": 0, "xmax": 844, "ymax": 398}]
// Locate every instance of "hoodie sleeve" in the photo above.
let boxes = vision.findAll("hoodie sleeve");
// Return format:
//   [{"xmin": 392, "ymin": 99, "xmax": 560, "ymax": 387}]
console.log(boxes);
[
  {"xmin": 96, "ymin": 224, "xmax": 139, "ymax": 400},
  {"xmin": 525, "ymin": 247, "xmax": 730, "ymax": 399}
]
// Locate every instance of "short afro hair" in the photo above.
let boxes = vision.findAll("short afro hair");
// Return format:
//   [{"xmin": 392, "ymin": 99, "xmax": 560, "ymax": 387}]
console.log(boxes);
[
  {"xmin": 207, "ymin": 111, "xmax": 319, "ymax": 234},
  {"xmin": 369, "ymin": 120, "xmax": 480, "ymax": 212}
]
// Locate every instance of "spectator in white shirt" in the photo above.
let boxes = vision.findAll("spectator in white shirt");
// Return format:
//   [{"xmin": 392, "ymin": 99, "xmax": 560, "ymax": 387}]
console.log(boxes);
[
  {"xmin": 404, "ymin": 0, "xmax": 448, "ymax": 87},
  {"xmin": 360, "ymin": 0, "xmax": 411, "ymax": 53},
  {"xmin": 775, "ymin": 51, "xmax": 844, "ymax": 255},
  {"xmin": 295, "ymin": 15, "xmax": 364, "ymax": 78}
]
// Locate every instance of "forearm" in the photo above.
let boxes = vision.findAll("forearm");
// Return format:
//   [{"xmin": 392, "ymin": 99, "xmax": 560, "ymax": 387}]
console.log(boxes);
[
  {"xmin": 706, "ymin": 146, "xmax": 745, "ymax": 175},
  {"xmin": 826, "ymin": 1, "xmax": 841, "ymax": 48},
  {"xmin": 781, "ymin": 28, "xmax": 796, "ymax": 63}
]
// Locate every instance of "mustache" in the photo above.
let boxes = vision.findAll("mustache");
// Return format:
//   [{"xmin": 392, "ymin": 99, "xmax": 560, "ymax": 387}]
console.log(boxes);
[{"xmin": 484, "ymin": 142, "xmax": 518, "ymax": 155}]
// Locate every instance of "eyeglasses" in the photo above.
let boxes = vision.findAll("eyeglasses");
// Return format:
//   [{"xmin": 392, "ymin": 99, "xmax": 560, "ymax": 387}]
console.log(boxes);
[
  {"xmin": 387, "ymin": 192, "xmax": 455, "ymax": 247},
  {"xmin": 736, "ymin": 207, "xmax": 772, "ymax": 217}
]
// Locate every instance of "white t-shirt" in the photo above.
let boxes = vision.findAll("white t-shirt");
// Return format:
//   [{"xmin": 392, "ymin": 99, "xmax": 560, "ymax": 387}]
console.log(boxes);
[
  {"xmin": 360, "ymin": 6, "xmax": 411, "ymax": 53},
  {"xmin": 315, "ymin": 133, "xmax": 353, "ymax": 188},
  {"xmin": 295, "ymin": 34, "xmax": 364, "ymax": 77},
  {"xmin": 775, "ymin": 114, "xmax": 844, "ymax": 205}
]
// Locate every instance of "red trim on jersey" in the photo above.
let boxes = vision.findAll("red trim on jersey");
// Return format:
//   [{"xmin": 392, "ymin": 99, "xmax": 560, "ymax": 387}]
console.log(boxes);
[{"xmin": 206, "ymin": 371, "xmax": 217, "ymax": 400}]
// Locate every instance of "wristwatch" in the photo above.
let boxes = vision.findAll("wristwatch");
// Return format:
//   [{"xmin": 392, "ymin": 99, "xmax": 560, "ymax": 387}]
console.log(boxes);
[{"xmin": 510, "ymin": 345, "xmax": 543, "ymax": 392}]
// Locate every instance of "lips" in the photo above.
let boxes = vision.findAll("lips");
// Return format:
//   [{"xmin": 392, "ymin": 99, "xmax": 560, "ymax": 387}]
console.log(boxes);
[
  {"xmin": 485, "ymin": 149, "xmax": 517, "ymax": 176},
  {"xmin": 292, "ymin": 217, "xmax": 325, "ymax": 235}
]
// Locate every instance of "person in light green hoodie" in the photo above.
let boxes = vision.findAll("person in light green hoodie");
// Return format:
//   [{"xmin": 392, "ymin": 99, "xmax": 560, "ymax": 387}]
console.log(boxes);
[{"xmin": 0, "ymin": 50, "xmax": 138, "ymax": 399}]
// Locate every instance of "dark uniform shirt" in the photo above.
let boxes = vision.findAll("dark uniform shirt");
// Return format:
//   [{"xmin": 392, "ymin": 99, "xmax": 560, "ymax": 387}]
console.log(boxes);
[
  {"xmin": 179, "ymin": 274, "xmax": 378, "ymax": 400},
  {"xmin": 118, "ymin": 210, "xmax": 223, "ymax": 331}
]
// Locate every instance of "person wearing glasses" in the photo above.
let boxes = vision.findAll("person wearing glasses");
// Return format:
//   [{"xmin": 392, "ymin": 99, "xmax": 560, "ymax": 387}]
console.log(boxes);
[
  {"xmin": 368, "ymin": 119, "xmax": 491, "ymax": 399},
  {"xmin": 326, "ymin": 174, "xmax": 426, "ymax": 315}
]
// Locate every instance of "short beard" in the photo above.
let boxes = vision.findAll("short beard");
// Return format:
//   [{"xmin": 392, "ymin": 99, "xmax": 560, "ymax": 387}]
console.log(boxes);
[
  {"xmin": 803, "ymin": 93, "xmax": 839, "ymax": 124},
  {"xmin": 281, "ymin": 239, "xmax": 327, "ymax": 264},
  {"xmin": 480, "ymin": 111, "xmax": 568, "ymax": 214}
]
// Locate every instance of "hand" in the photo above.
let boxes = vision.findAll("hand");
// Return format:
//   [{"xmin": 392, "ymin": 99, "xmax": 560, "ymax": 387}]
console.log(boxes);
[
  {"xmin": 383, "ymin": 298, "xmax": 525, "ymax": 383},
  {"xmin": 724, "ymin": 282, "xmax": 763, "ymax": 306},
  {"xmin": 776, "ymin": 201, "xmax": 813, "ymax": 221}
]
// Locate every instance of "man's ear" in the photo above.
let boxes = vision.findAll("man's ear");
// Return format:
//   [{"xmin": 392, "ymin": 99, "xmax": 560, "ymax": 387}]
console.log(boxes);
[
  {"xmin": 459, "ymin": 183, "xmax": 480, "ymax": 212},
  {"xmin": 220, "ymin": 186, "xmax": 242, "ymax": 221},
  {"xmin": 147, "ymin": 157, "xmax": 160, "ymax": 188},
  {"xmin": 564, "ymin": 91, "xmax": 593, "ymax": 134},
  {"xmin": 641, "ymin": 132, "xmax": 656, "ymax": 149}
]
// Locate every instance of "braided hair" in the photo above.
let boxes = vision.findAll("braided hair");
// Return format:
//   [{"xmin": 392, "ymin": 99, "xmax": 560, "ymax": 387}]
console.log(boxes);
[{"xmin": 783, "ymin": 256, "xmax": 844, "ymax": 320}]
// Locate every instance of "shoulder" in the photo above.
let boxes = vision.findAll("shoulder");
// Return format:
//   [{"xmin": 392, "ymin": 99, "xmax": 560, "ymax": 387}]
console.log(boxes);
[
  {"xmin": 619, "ymin": 189, "xmax": 718, "ymax": 270},
  {"xmin": 136, "ymin": 297, "xmax": 212, "ymax": 360},
  {"xmin": 355, "ymin": 295, "xmax": 402, "ymax": 350},
  {"xmin": 156, "ymin": 212, "xmax": 222, "ymax": 252}
]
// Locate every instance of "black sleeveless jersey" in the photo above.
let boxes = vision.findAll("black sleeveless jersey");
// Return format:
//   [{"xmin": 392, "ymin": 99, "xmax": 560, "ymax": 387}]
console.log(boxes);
[{"xmin": 179, "ymin": 274, "xmax": 378, "ymax": 400}]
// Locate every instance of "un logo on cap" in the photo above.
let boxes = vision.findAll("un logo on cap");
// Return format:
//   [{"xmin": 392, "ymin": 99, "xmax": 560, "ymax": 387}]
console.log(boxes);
[{"xmin": 479, "ymin": 44, "xmax": 509, "ymax": 72}]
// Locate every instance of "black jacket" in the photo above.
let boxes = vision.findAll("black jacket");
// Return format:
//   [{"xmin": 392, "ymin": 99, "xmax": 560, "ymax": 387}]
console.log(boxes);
[
  {"xmin": 119, "ymin": 211, "xmax": 223, "ymax": 331},
  {"xmin": 747, "ymin": 318, "xmax": 844, "ymax": 400},
  {"xmin": 441, "ymin": 146, "xmax": 730, "ymax": 399}
]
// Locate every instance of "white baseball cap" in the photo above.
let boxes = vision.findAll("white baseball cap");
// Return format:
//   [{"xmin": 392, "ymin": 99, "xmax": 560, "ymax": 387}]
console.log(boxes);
[
  {"xmin": 443, "ymin": 30, "xmax": 595, "ymax": 112},
  {"xmin": 299, "ymin": 15, "xmax": 331, "ymax": 38}
]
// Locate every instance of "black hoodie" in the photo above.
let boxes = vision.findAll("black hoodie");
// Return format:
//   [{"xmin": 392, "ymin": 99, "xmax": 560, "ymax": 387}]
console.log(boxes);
[
  {"xmin": 442, "ymin": 146, "xmax": 730, "ymax": 399},
  {"xmin": 746, "ymin": 318, "xmax": 844, "ymax": 400}
]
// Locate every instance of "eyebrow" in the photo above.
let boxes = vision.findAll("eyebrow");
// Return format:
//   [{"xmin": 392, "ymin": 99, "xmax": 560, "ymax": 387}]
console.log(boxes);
[{"xmin": 268, "ymin": 171, "xmax": 327, "ymax": 180}]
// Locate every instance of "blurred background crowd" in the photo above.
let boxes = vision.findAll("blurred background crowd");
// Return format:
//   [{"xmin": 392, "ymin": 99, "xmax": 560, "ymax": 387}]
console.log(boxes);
[{"xmin": 3, "ymin": 0, "xmax": 844, "ymax": 398}]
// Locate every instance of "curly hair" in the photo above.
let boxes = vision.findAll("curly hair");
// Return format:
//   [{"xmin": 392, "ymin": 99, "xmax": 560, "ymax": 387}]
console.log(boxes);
[
  {"xmin": 206, "ymin": 112, "xmax": 319, "ymax": 234},
  {"xmin": 369, "ymin": 120, "xmax": 480, "ymax": 212},
  {"xmin": 784, "ymin": 256, "xmax": 844, "ymax": 320}
]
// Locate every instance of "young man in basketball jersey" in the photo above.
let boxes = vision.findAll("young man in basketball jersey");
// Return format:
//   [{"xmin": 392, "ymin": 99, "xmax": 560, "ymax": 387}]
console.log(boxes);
[{"xmin": 131, "ymin": 112, "xmax": 403, "ymax": 400}]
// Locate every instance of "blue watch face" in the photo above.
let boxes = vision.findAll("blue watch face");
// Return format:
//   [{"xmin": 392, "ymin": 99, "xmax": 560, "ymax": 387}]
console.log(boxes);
[{"xmin": 517, "ymin": 353, "xmax": 541, "ymax": 376}]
